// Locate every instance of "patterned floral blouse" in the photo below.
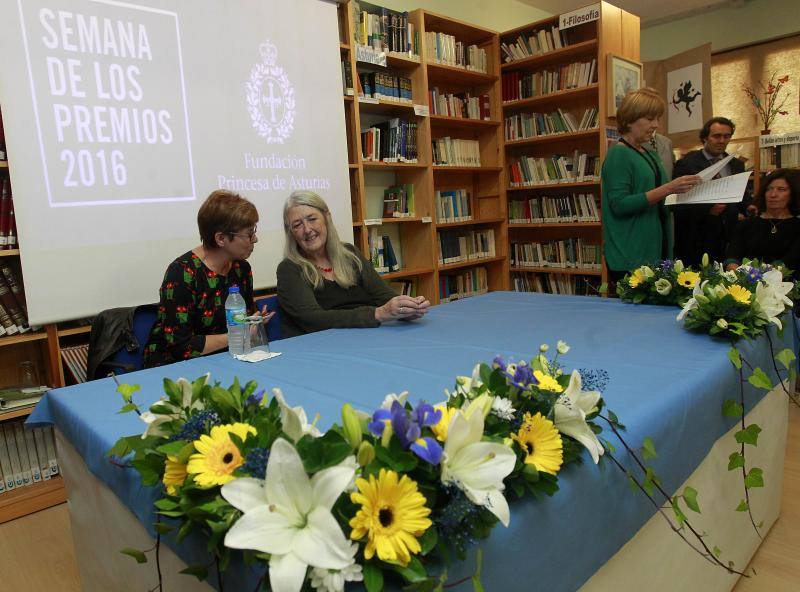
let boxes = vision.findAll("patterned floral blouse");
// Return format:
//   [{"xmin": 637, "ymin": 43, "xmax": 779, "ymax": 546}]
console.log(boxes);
[{"xmin": 143, "ymin": 251, "xmax": 254, "ymax": 368}]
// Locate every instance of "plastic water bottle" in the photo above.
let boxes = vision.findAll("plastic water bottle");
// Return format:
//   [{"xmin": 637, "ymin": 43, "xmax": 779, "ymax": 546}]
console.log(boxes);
[{"xmin": 225, "ymin": 286, "xmax": 247, "ymax": 356}]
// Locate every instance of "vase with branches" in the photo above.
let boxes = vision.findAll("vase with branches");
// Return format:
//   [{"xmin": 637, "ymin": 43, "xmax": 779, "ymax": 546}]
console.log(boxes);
[{"xmin": 742, "ymin": 72, "xmax": 790, "ymax": 134}]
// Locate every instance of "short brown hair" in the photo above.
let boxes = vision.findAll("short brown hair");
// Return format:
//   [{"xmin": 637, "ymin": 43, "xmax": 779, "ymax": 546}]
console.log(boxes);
[
  {"xmin": 753, "ymin": 169, "xmax": 800, "ymax": 215},
  {"xmin": 616, "ymin": 87, "xmax": 665, "ymax": 133},
  {"xmin": 197, "ymin": 190, "xmax": 258, "ymax": 248}
]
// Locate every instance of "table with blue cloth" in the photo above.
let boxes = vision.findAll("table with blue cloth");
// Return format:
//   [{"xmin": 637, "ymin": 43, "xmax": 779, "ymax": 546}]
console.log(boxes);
[{"xmin": 29, "ymin": 292, "xmax": 792, "ymax": 592}]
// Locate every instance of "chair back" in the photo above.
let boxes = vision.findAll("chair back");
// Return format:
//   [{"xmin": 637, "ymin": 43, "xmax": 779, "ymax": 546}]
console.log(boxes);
[
  {"xmin": 254, "ymin": 295, "xmax": 282, "ymax": 342},
  {"xmin": 88, "ymin": 304, "xmax": 158, "ymax": 379}
]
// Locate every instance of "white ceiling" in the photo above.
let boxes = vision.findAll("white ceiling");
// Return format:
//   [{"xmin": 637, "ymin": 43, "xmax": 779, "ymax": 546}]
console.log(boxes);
[{"xmin": 519, "ymin": 0, "xmax": 734, "ymax": 26}]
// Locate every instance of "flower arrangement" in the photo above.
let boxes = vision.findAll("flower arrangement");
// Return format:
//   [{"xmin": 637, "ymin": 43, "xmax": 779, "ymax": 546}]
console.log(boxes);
[
  {"xmin": 110, "ymin": 342, "xmax": 616, "ymax": 591},
  {"xmin": 741, "ymin": 73, "xmax": 790, "ymax": 133},
  {"xmin": 615, "ymin": 258, "xmax": 713, "ymax": 306}
]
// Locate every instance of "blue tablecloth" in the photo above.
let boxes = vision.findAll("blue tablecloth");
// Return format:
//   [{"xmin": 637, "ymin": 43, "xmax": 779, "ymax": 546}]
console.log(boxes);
[{"xmin": 29, "ymin": 292, "xmax": 789, "ymax": 591}]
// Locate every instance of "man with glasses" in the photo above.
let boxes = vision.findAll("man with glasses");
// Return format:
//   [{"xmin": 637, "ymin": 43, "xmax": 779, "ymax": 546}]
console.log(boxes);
[{"xmin": 673, "ymin": 116, "xmax": 749, "ymax": 266}]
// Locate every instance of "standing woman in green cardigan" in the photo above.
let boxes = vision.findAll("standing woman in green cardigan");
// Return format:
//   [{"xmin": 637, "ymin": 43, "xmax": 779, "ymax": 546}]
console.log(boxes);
[{"xmin": 602, "ymin": 88, "xmax": 701, "ymax": 281}]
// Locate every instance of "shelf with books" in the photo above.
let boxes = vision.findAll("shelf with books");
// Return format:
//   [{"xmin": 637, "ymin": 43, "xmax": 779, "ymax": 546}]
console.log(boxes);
[
  {"xmin": 439, "ymin": 255, "xmax": 506, "ymax": 272},
  {"xmin": 502, "ymin": 84, "xmax": 599, "ymax": 112},
  {"xmin": 0, "ymin": 249, "xmax": 19, "ymax": 258},
  {"xmin": 500, "ymin": 39, "xmax": 599, "ymax": 73},
  {"xmin": 509, "ymin": 221, "xmax": 600, "ymax": 229},
  {"xmin": 507, "ymin": 180, "xmax": 599, "ymax": 191},
  {"xmin": 428, "ymin": 115, "xmax": 500, "ymax": 129},
  {"xmin": 505, "ymin": 128, "xmax": 599, "ymax": 147},
  {"xmin": 0, "ymin": 475, "xmax": 66, "ymax": 524},
  {"xmin": 436, "ymin": 216, "xmax": 506, "ymax": 229},
  {"xmin": 381, "ymin": 267, "xmax": 435, "ymax": 281},
  {"xmin": 356, "ymin": 98, "xmax": 416, "ymax": 115},
  {"xmin": 510, "ymin": 266, "xmax": 602, "ymax": 276}
]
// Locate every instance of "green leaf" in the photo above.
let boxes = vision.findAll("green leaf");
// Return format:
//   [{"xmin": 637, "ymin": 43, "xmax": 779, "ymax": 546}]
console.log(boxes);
[
  {"xmin": 120, "ymin": 548, "xmax": 147, "ymax": 563},
  {"xmin": 722, "ymin": 399, "xmax": 744, "ymax": 419},
  {"xmin": 472, "ymin": 576, "xmax": 486, "ymax": 592},
  {"xmin": 728, "ymin": 452, "xmax": 745, "ymax": 471},
  {"xmin": 727, "ymin": 347, "xmax": 742, "ymax": 370},
  {"xmin": 154, "ymin": 498, "xmax": 179, "ymax": 511},
  {"xmin": 671, "ymin": 496, "xmax": 687, "ymax": 525},
  {"xmin": 747, "ymin": 368, "xmax": 773, "ymax": 391},
  {"xmin": 107, "ymin": 437, "xmax": 132, "ymax": 459},
  {"xmin": 118, "ymin": 403, "xmax": 138, "ymax": 414},
  {"xmin": 734, "ymin": 424, "xmax": 762, "ymax": 447},
  {"xmin": 394, "ymin": 555, "xmax": 427, "ymax": 583},
  {"xmin": 156, "ymin": 440, "xmax": 187, "ymax": 456},
  {"xmin": 419, "ymin": 527, "xmax": 438, "ymax": 555},
  {"xmin": 117, "ymin": 383, "xmax": 140, "ymax": 403},
  {"xmin": 683, "ymin": 486, "xmax": 701, "ymax": 513},
  {"xmin": 153, "ymin": 523, "xmax": 175, "ymax": 535},
  {"xmin": 180, "ymin": 564, "xmax": 209, "ymax": 581},
  {"xmin": 775, "ymin": 348, "xmax": 796, "ymax": 370},
  {"xmin": 735, "ymin": 499, "xmax": 749, "ymax": 512},
  {"xmin": 642, "ymin": 437, "xmax": 657, "ymax": 460},
  {"xmin": 296, "ymin": 430, "xmax": 352, "ymax": 473},
  {"xmin": 363, "ymin": 562, "xmax": 384, "ymax": 592},
  {"xmin": 745, "ymin": 467, "xmax": 764, "ymax": 489},
  {"xmin": 713, "ymin": 546, "xmax": 721, "ymax": 558}
]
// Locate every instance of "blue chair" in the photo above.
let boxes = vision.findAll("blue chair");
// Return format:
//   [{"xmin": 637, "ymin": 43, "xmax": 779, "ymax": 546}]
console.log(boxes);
[{"xmin": 254, "ymin": 295, "xmax": 283, "ymax": 342}]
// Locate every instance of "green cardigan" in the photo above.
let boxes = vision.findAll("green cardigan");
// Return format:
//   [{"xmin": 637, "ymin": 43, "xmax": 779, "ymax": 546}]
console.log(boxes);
[{"xmin": 601, "ymin": 142, "xmax": 672, "ymax": 271}]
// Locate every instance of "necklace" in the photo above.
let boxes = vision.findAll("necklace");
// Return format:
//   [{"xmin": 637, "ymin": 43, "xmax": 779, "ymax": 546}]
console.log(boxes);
[
  {"xmin": 764, "ymin": 217, "xmax": 790, "ymax": 234},
  {"xmin": 316, "ymin": 264, "xmax": 333, "ymax": 273}
]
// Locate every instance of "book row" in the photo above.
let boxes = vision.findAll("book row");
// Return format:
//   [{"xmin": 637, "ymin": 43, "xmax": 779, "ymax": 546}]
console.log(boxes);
[
  {"xmin": 504, "ymin": 107, "xmax": 598, "ymax": 141},
  {"xmin": 435, "ymin": 189, "xmax": 472, "ymax": 223},
  {"xmin": 368, "ymin": 228, "xmax": 400, "ymax": 274},
  {"xmin": 508, "ymin": 152, "xmax": 600, "ymax": 187},
  {"xmin": 0, "ymin": 264, "xmax": 33, "ymax": 336},
  {"xmin": 512, "ymin": 271, "xmax": 600, "ymax": 296},
  {"xmin": 387, "ymin": 278, "xmax": 417, "ymax": 297},
  {"xmin": 361, "ymin": 119, "xmax": 419, "ymax": 163},
  {"xmin": 508, "ymin": 193, "xmax": 599, "ymax": 224},
  {"xmin": 501, "ymin": 59, "xmax": 597, "ymax": 102},
  {"xmin": 382, "ymin": 184, "xmax": 416, "ymax": 218},
  {"xmin": 0, "ymin": 177, "xmax": 18, "ymax": 250},
  {"xmin": 432, "ymin": 137, "xmax": 481, "ymax": 167},
  {"xmin": 439, "ymin": 267, "xmax": 489, "ymax": 303},
  {"xmin": 0, "ymin": 421, "xmax": 60, "ymax": 494},
  {"xmin": 424, "ymin": 32, "xmax": 488, "ymax": 73},
  {"xmin": 358, "ymin": 72, "xmax": 413, "ymax": 103},
  {"xmin": 510, "ymin": 238, "xmax": 602, "ymax": 270},
  {"xmin": 428, "ymin": 88, "xmax": 491, "ymax": 120},
  {"xmin": 500, "ymin": 24, "xmax": 571, "ymax": 62},
  {"xmin": 437, "ymin": 228, "xmax": 496, "ymax": 265},
  {"xmin": 352, "ymin": 1, "xmax": 418, "ymax": 56},
  {"xmin": 760, "ymin": 142, "xmax": 800, "ymax": 169}
]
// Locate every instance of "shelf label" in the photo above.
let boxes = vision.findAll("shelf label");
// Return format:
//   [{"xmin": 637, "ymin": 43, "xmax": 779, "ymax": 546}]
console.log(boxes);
[
  {"xmin": 759, "ymin": 132, "xmax": 800, "ymax": 148},
  {"xmin": 559, "ymin": 3, "xmax": 600, "ymax": 30},
  {"xmin": 421, "ymin": 216, "xmax": 432, "ymax": 223},
  {"xmin": 364, "ymin": 218, "xmax": 382, "ymax": 226},
  {"xmin": 355, "ymin": 44, "xmax": 387, "ymax": 67},
  {"xmin": 413, "ymin": 104, "xmax": 429, "ymax": 117},
  {"xmin": 358, "ymin": 96, "xmax": 379, "ymax": 104}
]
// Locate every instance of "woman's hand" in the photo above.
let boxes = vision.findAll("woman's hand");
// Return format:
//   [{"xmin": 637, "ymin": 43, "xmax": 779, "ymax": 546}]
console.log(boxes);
[
  {"xmin": 375, "ymin": 295, "xmax": 431, "ymax": 323},
  {"xmin": 646, "ymin": 175, "xmax": 702, "ymax": 204}
]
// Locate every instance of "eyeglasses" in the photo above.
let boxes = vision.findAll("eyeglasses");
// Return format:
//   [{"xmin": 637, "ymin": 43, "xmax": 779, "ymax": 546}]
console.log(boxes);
[{"xmin": 228, "ymin": 225, "xmax": 258, "ymax": 242}]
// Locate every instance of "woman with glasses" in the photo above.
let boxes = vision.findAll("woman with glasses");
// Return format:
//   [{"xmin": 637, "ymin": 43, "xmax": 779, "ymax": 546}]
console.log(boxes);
[
  {"xmin": 277, "ymin": 190, "xmax": 430, "ymax": 337},
  {"xmin": 144, "ymin": 190, "xmax": 273, "ymax": 367}
]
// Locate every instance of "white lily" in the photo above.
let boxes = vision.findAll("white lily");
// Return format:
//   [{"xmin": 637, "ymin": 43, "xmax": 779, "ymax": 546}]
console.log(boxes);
[
  {"xmin": 755, "ymin": 278, "xmax": 793, "ymax": 329},
  {"xmin": 553, "ymin": 371, "xmax": 604, "ymax": 464},
  {"xmin": 677, "ymin": 280, "xmax": 707, "ymax": 321},
  {"xmin": 272, "ymin": 388, "xmax": 322, "ymax": 442},
  {"xmin": 445, "ymin": 363, "xmax": 483, "ymax": 399},
  {"xmin": 222, "ymin": 439, "xmax": 356, "ymax": 592},
  {"xmin": 379, "ymin": 391, "xmax": 409, "ymax": 409},
  {"xmin": 441, "ymin": 411, "xmax": 516, "ymax": 526},
  {"xmin": 139, "ymin": 375, "xmax": 209, "ymax": 438}
]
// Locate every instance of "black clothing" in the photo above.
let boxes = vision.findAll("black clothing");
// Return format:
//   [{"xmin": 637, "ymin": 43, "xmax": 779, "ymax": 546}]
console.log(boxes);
[{"xmin": 726, "ymin": 216, "xmax": 800, "ymax": 271}]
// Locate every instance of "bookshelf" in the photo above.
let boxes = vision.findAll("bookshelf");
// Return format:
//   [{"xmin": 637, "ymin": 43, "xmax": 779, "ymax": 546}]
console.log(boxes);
[
  {"xmin": 500, "ymin": 2, "xmax": 641, "ymax": 296},
  {"xmin": 339, "ymin": 1, "xmax": 508, "ymax": 303}
]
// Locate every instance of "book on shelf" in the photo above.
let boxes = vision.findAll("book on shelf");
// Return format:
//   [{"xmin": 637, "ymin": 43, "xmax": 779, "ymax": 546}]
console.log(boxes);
[
  {"xmin": 435, "ymin": 189, "xmax": 472, "ymax": 223},
  {"xmin": 358, "ymin": 71, "xmax": 412, "ymax": 103},
  {"xmin": 425, "ymin": 31, "xmax": 488, "ymax": 73},
  {"xmin": 0, "ymin": 385, "xmax": 51, "ymax": 411},
  {"xmin": 383, "ymin": 184, "xmax": 415, "ymax": 217},
  {"xmin": 388, "ymin": 279, "xmax": 417, "ymax": 297},
  {"xmin": 501, "ymin": 59, "xmax": 597, "ymax": 102},
  {"xmin": 361, "ymin": 118, "xmax": 418, "ymax": 163},
  {"xmin": 352, "ymin": 1, "xmax": 419, "ymax": 58},
  {"xmin": 3, "ymin": 422, "xmax": 25, "ymax": 488},
  {"xmin": 428, "ymin": 88, "xmax": 490, "ymax": 120},
  {"xmin": 432, "ymin": 137, "xmax": 481, "ymax": 167},
  {"xmin": 437, "ymin": 228, "xmax": 495, "ymax": 264},
  {"xmin": 504, "ymin": 107, "xmax": 598, "ymax": 140},
  {"xmin": 439, "ymin": 267, "xmax": 488, "ymax": 303},
  {"xmin": 509, "ymin": 193, "xmax": 599, "ymax": 223},
  {"xmin": 0, "ymin": 176, "xmax": 13, "ymax": 250},
  {"xmin": 512, "ymin": 271, "xmax": 599, "ymax": 296},
  {"xmin": 368, "ymin": 227, "xmax": 399, "ymax": 273},
  {"xmin": 760, "ymin": 134, "xmax": 800, "ymax": 170},
  {"xmin": 510, "ymin": 238, "xmax": 601, "ymax": 270},
  {"xmin": 0, "ymin": 274, "xmax": 29, "ymax": 333},
  {"xmin": 23, "ymin": 425, "xmax": 43, "ymax": 483},
  {"xmin": 341, "ymin": 60, "xmax": 354, "ymax": 96},
  {"xmin": 500, "ymin": 24, "xmax": 570, "ymax": 62},
  {"xmin": 0, "ymin": 423, "xmax": 13, "ymax": 492},
  {"xmin": 508, "ymin": 151, "xmax": 600, "ymax": 187},
  {"xmin": 12, "ymin": 422, "xmax": 33, "ymax": 487}
]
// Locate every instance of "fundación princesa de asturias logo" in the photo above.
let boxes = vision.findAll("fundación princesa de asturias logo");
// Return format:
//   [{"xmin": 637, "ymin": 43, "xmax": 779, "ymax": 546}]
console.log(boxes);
[{"xmin": 246, "ymin": 40, "xmax": 295, "ymax": 144}]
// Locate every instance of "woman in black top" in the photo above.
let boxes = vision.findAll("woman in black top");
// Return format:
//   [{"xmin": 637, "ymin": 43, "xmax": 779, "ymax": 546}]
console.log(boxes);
[
  {"xmin": 277, "ymin": 191, "xmax": 430, "ymax": 337},
  {"xmin": 726, "ymin": 169, "xmax": 800, "ymax": 271}
]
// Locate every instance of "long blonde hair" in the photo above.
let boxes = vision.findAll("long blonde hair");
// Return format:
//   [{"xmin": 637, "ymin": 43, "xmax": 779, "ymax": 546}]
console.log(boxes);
[{"xmin": 283, "ymin": 191, "xmax": 362, "ymax": 289}]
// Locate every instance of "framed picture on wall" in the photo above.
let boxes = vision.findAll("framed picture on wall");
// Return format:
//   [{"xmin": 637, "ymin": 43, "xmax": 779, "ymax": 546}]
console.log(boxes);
[{"xmin": 607, "ymin": 54, "xmax": 642, "ymax": 117}]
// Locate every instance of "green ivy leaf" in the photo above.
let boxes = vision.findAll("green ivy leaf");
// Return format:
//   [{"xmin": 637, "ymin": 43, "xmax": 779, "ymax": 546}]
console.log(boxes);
[
  {"xmin": 728, "ymin": 452, "xmax": 745, "ymax": 471},
  {"xmin": 722, "ymin": 399, "xmax": 743, "ymax": 418},
  {"xmin": 156, "ymin": 440, "xmax": 187, "ymax": 456},
  {"xmin": 671, "ymin": 496, "xmax": 687, "ymax": 525},
  {"xmin": 179, "ymin": 564, "xmax": 209, "ymax": 581},
  {"xmin": 153, "ymin": 523, "xmax": 175, "ymax": 535},
  {"xmin": 713, "ymin": 546, "xmax": 722, "ymax": 558},
  {"xmin": 735, "ymin": 499, "xmax": 749, "ymax": 512},
  {"xmin": 744, "ymin": 467, "xmax": 764, "ymax": 489},
  {"xmin": 747, "ymin": 368, "xmax": 773, "ymax": 391},
  {"xmin": 117, "ymin": 383, "xmax": 140, "ymax": 403},
  {"xmin": 120, "ymin": 548, "xmax": 147, "ymax": 563},
  {"xmin": 118, "ymin": 403, "xmax": 138, "ymax": 414},
  {"xmin": 727, "ymin": 347, "xmax": 742, "ymax": 369},
  {"xmin": 683, "ymin": 486, "xmax": 701, "ymax": 513},
  {"xmin": 642, "ymin": 437, "xmax": 657, "ymax": 460},
  {"xmin": 735, "ymin": 424, "xmax": 762, "ymax": 447},
  {"xmin": 363, "ymin": 562, "xmax": 384, "ymax": 592},
  {"xmin": 775, "ymin": 348, "xmax": 796, "ymax": 370}
]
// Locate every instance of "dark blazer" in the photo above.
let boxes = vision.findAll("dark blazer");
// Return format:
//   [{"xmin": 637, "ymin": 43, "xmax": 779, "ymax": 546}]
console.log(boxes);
[{"xmin": 672, "ymin": 150, "xmax": 748, "ymax": 266}]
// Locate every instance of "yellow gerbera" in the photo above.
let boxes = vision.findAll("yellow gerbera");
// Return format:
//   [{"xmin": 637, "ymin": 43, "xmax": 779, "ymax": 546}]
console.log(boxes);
[
  {"xmin": 349, "ymin": 469, "xmax": 432, "ymax": 566},
  {"xmin": 430, "ymin": 404, "xmax": 458, "ymax": 442},
  {"xmin": 186, "ymin": 423, "xmax": 257, "ymax": 488},
  {"xmin": 628, "ymin": 268, "xmax": 646, "ymax": 288},
  {"xmin": 727, "ymin": 285, "xmax": 752, "ymax": 305},
  {"xmin": 677, "ymin": 271, "xmax": 700, "ymax": 289},
  {"xmin": 534, "ymin": 370, "xmax": 563, "ymax": 393},
  {"xmin": 511, "ymin": 412, "xmax": 563, "ymax": 475},
  {"xmin": 163, "ymin": 455, "xmax": 188, "ymax": 496}
]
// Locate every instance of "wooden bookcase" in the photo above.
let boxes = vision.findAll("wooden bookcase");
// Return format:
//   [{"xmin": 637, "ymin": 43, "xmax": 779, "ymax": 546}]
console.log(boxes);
[
  {"xmin": 338, "ymin": 2, "xmax": 508, "ymax": 303},
  {"xmin": 500, "ymin": 2, "xmax": 640, "ymax": 296}
]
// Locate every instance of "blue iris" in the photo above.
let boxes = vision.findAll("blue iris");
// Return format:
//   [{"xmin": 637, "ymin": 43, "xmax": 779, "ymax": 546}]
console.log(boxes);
[
  {"xmin": 246, "ymin": 389, "xmax": 267, "ymax": 408},
  {"xmin": 368, "ymin": 401, "xmax": 443, "ymax": 465},
  {"xmin": 659, "ymin": 259, "xmax": 674, "ymax": 271}
]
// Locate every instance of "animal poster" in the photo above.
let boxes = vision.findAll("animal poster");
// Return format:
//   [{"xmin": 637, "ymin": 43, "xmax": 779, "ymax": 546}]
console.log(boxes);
[{"xmin": 667, "ymin": 63, "xmax": 703, "ymax": 134}]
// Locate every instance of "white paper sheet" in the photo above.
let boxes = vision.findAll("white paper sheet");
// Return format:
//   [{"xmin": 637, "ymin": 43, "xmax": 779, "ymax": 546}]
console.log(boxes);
[{"xmin": 665, "ymin": 170, "xmax": 751, "ymax": 206}]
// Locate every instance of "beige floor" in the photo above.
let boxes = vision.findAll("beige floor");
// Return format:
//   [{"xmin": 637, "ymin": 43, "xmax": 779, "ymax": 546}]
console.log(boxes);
[{"xmin": 1, "ymin": 405, "xmax": 797, "ymax": 592}]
